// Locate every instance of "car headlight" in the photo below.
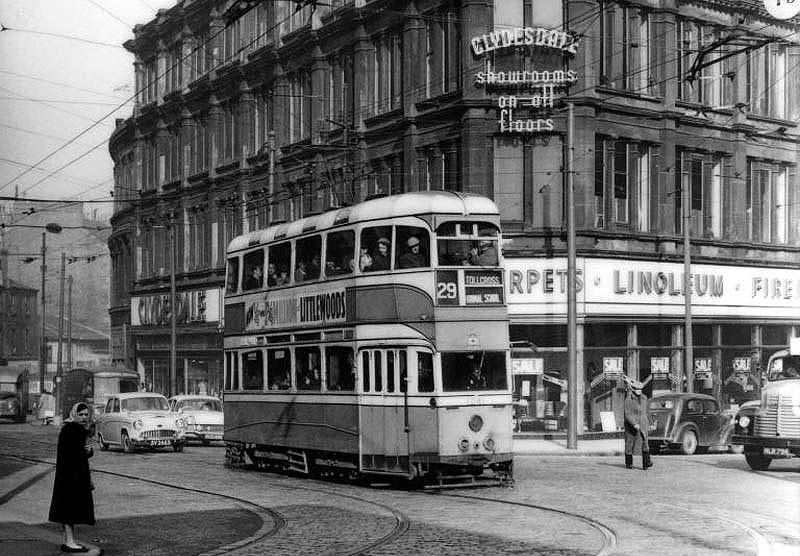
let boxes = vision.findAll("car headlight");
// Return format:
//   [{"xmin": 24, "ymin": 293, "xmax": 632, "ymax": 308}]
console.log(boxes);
[
  {"xmin": 132, "ymin": 419, "xmax": 143, "ymax": 431},
  {"xmin": 175, "ymin": 418, "xmax": 185, "ymax": 428},
  {"xmin": 738, "ymin": 415, "xmax": 750, "ymax": 428},
  {"xmin": 458, "ymin": 438, "xmax": 470, "ymax": 452},
  {"xmin": 184, "ymin": 415, "xmax": 195, "ymax": 426}
]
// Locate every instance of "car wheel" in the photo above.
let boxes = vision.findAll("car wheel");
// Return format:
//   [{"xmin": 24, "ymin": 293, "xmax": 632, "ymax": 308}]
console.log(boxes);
[
  {"xmin": 745, "ymin": 453, "xmax": 772, "ymax": 471},
  {"xmin": 97, "ymin": 433, "xmax": 109, "ymax": 451},
  {"xmin": 172, "ymin": 442, "xmax": 184, "ymax": 453},
  {"xmin": 121, "ymin": 431, "xmax": 134, "ymax": 454},
  {"xmin": 679, "ymin": 430, "xmax": 697, "ymax": 455}
]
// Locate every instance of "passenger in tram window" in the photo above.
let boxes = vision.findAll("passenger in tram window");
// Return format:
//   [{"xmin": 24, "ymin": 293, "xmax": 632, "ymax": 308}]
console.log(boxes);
[
  {"xmin": 243, "ymin": 264, "xmax": 263, "ymax": 290},
  {"xmin": 295, "ymin": 261, "xmax": 307, "ymax": 282},
  {"xmin": 398, "ymin": 236, "xmax": 427, "ymax": 269},
  {"xmin": 275, "ymin": 266, "xmax": 290, "ymax": 286},
  {"xmin": 266, "ymin": 263, "xmax": 279, "ymax": 287},
  {"xmin": 466, "ymin": 356, "xmax": 488, "ymax": 390},
  {"xmin": 371, "ymin": 237, "xmax": 391, "ymax": 271},
  {"xmin": 358, "ymin": 247, "xmax": 373, "ymax": 272},
  {"xmin": 468, "ymin": 240, "xmax": 498, "ymax": 266},
  {"xmin": 307, "ymin": 254, "xmax": 321, "ymax": 280}
]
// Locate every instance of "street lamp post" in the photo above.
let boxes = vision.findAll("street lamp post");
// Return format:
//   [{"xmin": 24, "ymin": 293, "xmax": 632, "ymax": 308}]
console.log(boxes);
[
  {"xmin": 169, "ymin": 213, "xmax": 178, "ymax": 397},
  {"xmin": 37, "ymin": 223, "xmax": 62, "ymax": 397}
]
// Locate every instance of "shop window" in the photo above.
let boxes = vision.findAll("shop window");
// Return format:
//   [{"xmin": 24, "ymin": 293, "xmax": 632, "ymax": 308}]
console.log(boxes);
[
  {"xmin": 267, "ymin": 349, "xmax": 291, "ymax": 390},
  {"xmin": 295, "ymin": 235, "xmax": 322, "ymax": 282},
  {"xmin": 417, "ymin": 351, "xmax": 434, "ymax": 392},
  {"xmin": 637, "ymin": 324, "xmax": 672, "ymax": 346},
  {"xmin": 762, "ymin": 325, "xmax": 789, "ymax": 347},
  {"xmin": 395, "ymin": 226, "xmax": 430, "ymax": 269},
  {"xmin": 585, "ymin": 324, "xmax": 628, "ymax": 347},
  {"xmin": 360, "ymin": 226, "xmax": 393, "ymax": 272},
  {"xmin": 242, "ymin": 350, "xmax": 264, "ymax": 390},
  {"xmin": 720, "ymin": 324, "xmax": 751, "ymax": 346},
  {"xmin": 442, "ymin": 351, "xmax": 507, "ymax": 392},
  {"xmin": 326, "ymin": 346, "xmax": 354, "ymax": 391},
  {"xmin": 325, "ymin": 230, "xmax": 354, "ymax": 276},
  {"xmin": 242, "ymin": 250, "xmax": 264, "ymax": 291},
  {"xmin": 692, "ymin": 325, "xmax": 713, "ymax": 346},
  {"xmin": 296, "ymin": 346, "xmax": 321, "ymax": 390},
  {"xmin": 510, "ymin": 324, "xmax": 567, "ymax": 348}
]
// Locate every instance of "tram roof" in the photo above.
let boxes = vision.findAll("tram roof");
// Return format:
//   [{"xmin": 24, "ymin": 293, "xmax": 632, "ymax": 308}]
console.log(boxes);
[{"xmin": 228, "ymin": 191, "xmax": 499, "ymax": 252}]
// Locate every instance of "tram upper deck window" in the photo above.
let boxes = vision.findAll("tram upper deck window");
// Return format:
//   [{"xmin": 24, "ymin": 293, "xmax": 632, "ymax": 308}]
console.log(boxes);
[
  {"xmin": 396, "ymin": 226, "xmax": 430, "ymax": 269},
  {"xmin": 418, "ymin": 352, "xmax": 434, "ymax": 392},
  {"xmin": 325, "ymin": 230, "xmax": 355, "ymax": 276},
  {"xmin": 243, "ymin": 350, "xmax": 264, "ymax": 390},
  {"xmin": 296, "ymin": 346, "xmax": 321, "ymax": 390},
  {"xmin": 267, "ymin": 242, "xmax": 291, "ymax": 287},
  {"xmin": 226, "ymin": 258, "xmax": 239, "ymax": 294},
  {"xmin": 267, "ymin": 348, "xmax": 291, "ymax": 390},
  {"xmin": 442, "ymin": 351, "xmax": 507, "ymax": 392},
  {"xmin": 295, "ymin": 236, "xmax": 322, "ymax": 282},
  {"xmin": 326, "ymin": 346, "xmax": 354, "ymax": 391},
  {"xmin": 360, "ymin": 226, "xmax": 392, "ymax": 272},
  {"xmin": 242, "ymin": 250, "xmax": 264, "ymax": 291},
  {"xmin": 436, "ymin": 222, "xmax": 499, "ymax": 267}
]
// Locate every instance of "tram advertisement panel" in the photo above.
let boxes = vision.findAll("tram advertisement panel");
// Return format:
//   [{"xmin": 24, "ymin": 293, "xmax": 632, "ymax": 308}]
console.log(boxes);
[{"xmin": 245, "ymin": 288, "xmax": 347, "ymax": 331}]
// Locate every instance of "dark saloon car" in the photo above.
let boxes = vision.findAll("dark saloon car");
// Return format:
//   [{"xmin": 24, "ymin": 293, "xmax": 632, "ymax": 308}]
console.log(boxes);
[
  {"xmin": 0, "ymin": 391, "xmax": 26, "ymax": 423},
  {"xmin": 647, "ymin": 393, "xmax": 734, "ymax": 455}
]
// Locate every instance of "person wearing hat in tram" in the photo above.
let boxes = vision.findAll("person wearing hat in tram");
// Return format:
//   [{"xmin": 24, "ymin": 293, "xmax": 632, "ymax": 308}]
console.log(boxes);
[
  {"xmin": 623, "ymin": 377, "xmax": 653, "ymax": 470},
  {"xmin": 370, "ymin": 237, "xmax": 391, "ymax": 271},
  {"xmin": 468, "ymin": 239, "xmax": 498, "ymax": 266},
  {"xmin": 398, "ymin": 235, "xmax": 427, "ymax": 269}
]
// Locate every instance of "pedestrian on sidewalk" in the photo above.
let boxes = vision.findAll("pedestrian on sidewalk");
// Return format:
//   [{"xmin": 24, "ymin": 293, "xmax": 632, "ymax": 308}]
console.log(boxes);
[
  {"xmin": 623, "ymin": 379, "xmax": 653, "ymax": 470},
  {"xmin": 48, "ymin": 402, "xmax": 95, "ymax": 553}
]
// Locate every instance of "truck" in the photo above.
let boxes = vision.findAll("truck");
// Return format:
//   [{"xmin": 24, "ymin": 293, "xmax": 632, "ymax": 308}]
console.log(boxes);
[{"xmin": 732, "ymin": 338, "xmax": 800, "ymax": 470}]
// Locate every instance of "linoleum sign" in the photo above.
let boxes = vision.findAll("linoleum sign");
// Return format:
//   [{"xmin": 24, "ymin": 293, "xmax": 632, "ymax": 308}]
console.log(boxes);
[{"xmin": 506, "ymin": 258, "xmax": 800, "ymax": 318}]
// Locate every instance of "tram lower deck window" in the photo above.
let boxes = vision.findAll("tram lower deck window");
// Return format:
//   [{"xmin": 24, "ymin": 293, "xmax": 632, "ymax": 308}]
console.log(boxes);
[
  {"xmin": 442, "ymin": 351, "xmax": 507, "ymax": 392},
  {"xmin": 243, "ymin": 350, "xmax": 264, "ymax": 390}
]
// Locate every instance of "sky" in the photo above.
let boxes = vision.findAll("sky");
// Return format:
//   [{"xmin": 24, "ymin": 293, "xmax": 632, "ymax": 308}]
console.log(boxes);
[{"xmin": 0, "ymin": 0, "xmax": 178, "ymax": 219}]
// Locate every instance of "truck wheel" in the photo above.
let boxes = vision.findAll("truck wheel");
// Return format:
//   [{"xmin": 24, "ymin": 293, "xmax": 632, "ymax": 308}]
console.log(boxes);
[
  {"xmin": 745, "ymin": 453, "xmax": 772, "ymax": 471},
  {"xmin": 121, "ymin": 431, "xmax": 134, "ymax": 454},
  {"xmin": 679, "ymin": 430, "xmax": 697, "ymax": 455}
]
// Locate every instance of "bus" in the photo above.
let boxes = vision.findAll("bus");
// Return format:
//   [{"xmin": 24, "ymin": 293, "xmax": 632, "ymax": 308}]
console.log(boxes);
[{"xmin": 222, "ymin": 191, "xmax": 513, "ymax": 486}]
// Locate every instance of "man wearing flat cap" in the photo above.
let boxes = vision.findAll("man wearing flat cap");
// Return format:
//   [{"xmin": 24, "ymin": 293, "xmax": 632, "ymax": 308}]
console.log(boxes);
[
  {"xmin": 398, "ymin": 236, "xmax": 427, "ymax": 269},
  {"xmin": 623, "ymin": 378, "xmax": 653, "ymax": 470}
]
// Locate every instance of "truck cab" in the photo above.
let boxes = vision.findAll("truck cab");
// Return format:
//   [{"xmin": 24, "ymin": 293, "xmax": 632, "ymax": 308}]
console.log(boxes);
[{"xmin": 733, "ymin": 339, "xmax": 800, "ymax": 470}]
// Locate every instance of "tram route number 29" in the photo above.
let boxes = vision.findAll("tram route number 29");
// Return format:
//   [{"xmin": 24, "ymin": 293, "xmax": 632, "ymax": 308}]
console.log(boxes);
[{"xmin": 436, "ymin": 271, "xmax": 459, "ymax": 305}]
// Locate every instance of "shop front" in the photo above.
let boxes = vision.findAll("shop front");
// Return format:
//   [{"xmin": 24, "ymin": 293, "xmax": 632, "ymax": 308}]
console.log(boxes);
[
  {"xmin": 131, "ymin": 288, "xmax": 223, "ymax": 398},
  {"xmin": 506, "ymin": 257, "xmax": 800, "ymax": 434}
]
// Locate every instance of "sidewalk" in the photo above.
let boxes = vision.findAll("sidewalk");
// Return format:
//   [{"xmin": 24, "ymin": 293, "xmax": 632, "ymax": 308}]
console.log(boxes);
[
  {"xmin": 0, "ymin": 522, "xmax": 102, "ymax": 556},
  {"xmin": 513, "ymin": 435, "xmax": 624, "ymax": 456}
]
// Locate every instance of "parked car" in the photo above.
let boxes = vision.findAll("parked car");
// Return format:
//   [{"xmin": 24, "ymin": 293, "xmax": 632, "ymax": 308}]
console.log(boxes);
[
  {"xmin": 95, "ymin": 392, "xmax": 186, "ymax": 453},
  {"xmin": 729, "ymin": 400, "xmax": 761, "ymax": 454},
  {"xmin": 647, "ymin": 393, "xmax": 735, "ymax": 455},
  {"xmin": 168, "ymin": 395, "xmax": 223, "ymax": 446},
  {"xmin": 0, "ymin": 391, "xmax": 25, "ymax": 423}
]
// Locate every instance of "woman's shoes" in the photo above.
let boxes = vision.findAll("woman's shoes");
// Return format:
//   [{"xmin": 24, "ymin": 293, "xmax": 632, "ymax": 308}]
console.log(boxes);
[{"xmin": 60, "ymin": 544, "xmax": 89, "ymax": 553}]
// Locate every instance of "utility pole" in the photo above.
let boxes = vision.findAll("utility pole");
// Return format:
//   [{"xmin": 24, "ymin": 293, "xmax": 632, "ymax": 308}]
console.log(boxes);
[
  {"xmin": 67, "ymin": 275, "xmax": 73, "ymax": 371},
  {"xmin": 683, "ymin": 171, "xmax": 694, "ymax": 392},
  {"xmin": 55, "ymin": 252, "xmax": 65, "ymax": 420},
  {"xmin": 38, "ymin": 233, "xmax": 47, "ymax": 394},
  {"xmin": 268, "ymin": 131, "xmax": 275, "ymax": 223},
  {"xmin": 169, "ymin": 213, "xmax": 178, "ymax": 397},
  {"xmin": 566, "ymin": 102, "xmax": 578, "ymax": 449}
]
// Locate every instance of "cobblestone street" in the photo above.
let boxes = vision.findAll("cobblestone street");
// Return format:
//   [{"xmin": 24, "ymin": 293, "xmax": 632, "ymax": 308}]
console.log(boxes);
[{"xmin": 1, "ymin": 423, "xmax": 798, "ymax": 555}]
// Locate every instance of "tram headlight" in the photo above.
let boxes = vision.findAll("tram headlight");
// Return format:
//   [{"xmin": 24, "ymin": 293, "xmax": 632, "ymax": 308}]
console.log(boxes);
[
  {"xmin": 468, "ymin": 415, "xmax": 484, "ymax": 433},
  {"xmin": 132, "ymin": 419, "xmax": 143, "ymax": 431},
  {"xmin": 483, "ymin": 437, "xmax": 495, "ymax": 451},
  {"xmin": 458, "ymin": 438, "xmax": 470, "ymax": 452}
]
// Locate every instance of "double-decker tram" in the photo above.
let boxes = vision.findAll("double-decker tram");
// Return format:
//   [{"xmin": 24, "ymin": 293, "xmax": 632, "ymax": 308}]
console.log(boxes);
[{"xmin": 222, "ymin": 191, "xmax": 513, "ymax": 486}]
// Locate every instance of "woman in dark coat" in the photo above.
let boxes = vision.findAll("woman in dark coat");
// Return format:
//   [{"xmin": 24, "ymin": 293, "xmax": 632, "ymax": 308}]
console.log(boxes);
[
  {"xmin": 623, "ymin": 380, "xmax": 653, "ymax": 470},
  {"xmin": 49, "ymin": 402, "xmax": 95, "ymax": 553}
]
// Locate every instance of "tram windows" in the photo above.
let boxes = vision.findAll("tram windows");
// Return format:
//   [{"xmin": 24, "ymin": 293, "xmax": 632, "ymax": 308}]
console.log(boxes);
[
  {"xmin": 226, "ymin": 258, "xmax": 239, "ymax": 294},
  {"xmin": 387, "ymin": 351, "xmax": 396, "ymax": 392},
  {"xmin": 267, "ymin": 349, "xmax": 291, "ymax": 390},
  {"xmin": 242, "ymin": 350, "xmax": 264, "ymax": 390},
  {"xmin": 362, "ymin": 351, "xmax": 371, "ymax": 392},
  {"xmin": 441, "ymin": 351, "xmax": 508, "ymax": 392},
  {"xmin": 224, "ymin": 351, "xmax": 239, "ymax": 390},
  {"xmin": 296, "ymin": 236, "xmax": 322, "ymax": 282},
  {"xmin": 396, "ymin": 226, "xmax": 430, "ymax": 269},
  {"xmin": 242, "ymin": 250, "xmax": 265, "ymax": 291},
  {"xmin": 375, "ymin": 352, "xmax": 383, "ymax": 391},
  {"xmin": 477, "ymin": 222, "xmax": 499, "ymax": 237},
  {"xmin": 418, "ymin": 352, "xmax": 434, "ymax": 393},
  {"xmin": 268, "ymin": 242, "xmax": 291, "ymax": 287},
  {"xmin": 326, "ymin": 346, "xmax": 354, "ymax": 391},
  {"xmin": 399, "ymin": 351, "xmax": 407, "ymax": 393},
  {"xmin": 359, "ymin": 226, "xmax": 392, "ymax": 272},
  {"xmin": 296, "ymin": 347, "xmax": 321, "ymax": 390},
  {"xmin": 325, "ymin": 231, "xmax": 355, "ymax": 276}
]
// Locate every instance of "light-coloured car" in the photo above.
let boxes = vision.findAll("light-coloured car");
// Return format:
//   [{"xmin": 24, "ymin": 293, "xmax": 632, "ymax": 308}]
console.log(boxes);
[
  {"xmin": 95, "ymin": 392, "xmax": 186, "ymax": 453},
  {"xmin": 168, "ymin": 395, "xmax": 224, "ymax": 446}
]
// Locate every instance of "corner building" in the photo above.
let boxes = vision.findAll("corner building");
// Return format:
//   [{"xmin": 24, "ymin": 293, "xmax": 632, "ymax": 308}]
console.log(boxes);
[{"xmin": 110, "ymin": 0, "xmax": 800, "ymax": 430}]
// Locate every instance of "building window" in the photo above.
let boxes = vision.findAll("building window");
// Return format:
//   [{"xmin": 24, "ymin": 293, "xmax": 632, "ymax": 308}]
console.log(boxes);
[
  {"xmin": 165, "ymin": 130, "xmax": 181, "ymax": 184},
  {"xmin": 748, "ymin": 43, "xmax": 800, "ymax": 120},
  {"xmin": 166, "ymin": 42, "xmax": 182, "ymax": 94},
  {"xmin": 188, "ymin": 205, "xmax": 212, "ymax": 271},
  {"xmin": 424, "ymin": 5, "xmax": 461, "ymax": 99},
  {"xmin": 189, "ymin": 31, "xmax": 207, "ymax": 83},
  {"xmin": 254, "ymin": 89, "xmax": 272, "ymax": 152},
  {"xmin": 595, "ymin": 138, "xmax": 652, "ymax": 230},
  {"xmin": 371, "ymin": 31, "xmax": 402, "ymax": 116},
  {"xmin": 328, "ymin": 53, "xmax": 353, "ymax": 126},
  {"xmin": 141, "ymin": 57, "xmax": 157, "ymax": 104},
  {"xmin": 600, "ymin": 2, "xmax": 652, "ymax": 94},
  {"xmin": 142, "ymin": 139, "xmax": 157, "ymax": 192},
  {"xmin": 189, "ymin": 115, "xmax": 208, "ymax": 175},
  {"xmin": 417, "ymin": 142, "xmax": 460, "ymax": 193},
  {"xmin": 218, "ymin": 200, "xmax": 242, "ymax": 265},
  {"xmin": 746, "ymin": 161, "xmax": 798, "ymax": 244},
  {"xmin": 288, "ymin": 71, "xmax": 312, "ymax": 143},
  {"xmin": 676, "ymin": 151, "xmax": 723, "ymax": 238},
  {"xmin": 678, "ymin": 20, "xmax": 732, "ymax": 108},
  {"xmin": 218, "ymin": 101, "xmax": 240, "ymax": 163}
]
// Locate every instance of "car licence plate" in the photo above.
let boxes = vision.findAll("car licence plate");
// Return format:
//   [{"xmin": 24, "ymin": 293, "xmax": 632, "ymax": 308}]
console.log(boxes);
[
  {"xmin": 763, "ymin": 447, "xmax": 790, "ymax": 457},
  {"xmin": 152, "ymin": 439, "xmax": 171, "ymax": 446}
]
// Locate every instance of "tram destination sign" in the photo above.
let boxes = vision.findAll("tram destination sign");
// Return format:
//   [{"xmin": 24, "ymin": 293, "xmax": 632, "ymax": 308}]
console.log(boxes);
[{"xmin": 245, "ymin": 289, "xmax": 347, "ymax": 331}]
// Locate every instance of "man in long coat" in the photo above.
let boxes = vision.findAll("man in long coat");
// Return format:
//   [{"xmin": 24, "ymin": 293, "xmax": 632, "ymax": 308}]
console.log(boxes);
[{"xmin": 623, "ymin": 379, "xmax": 653, "ymax": 470}]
